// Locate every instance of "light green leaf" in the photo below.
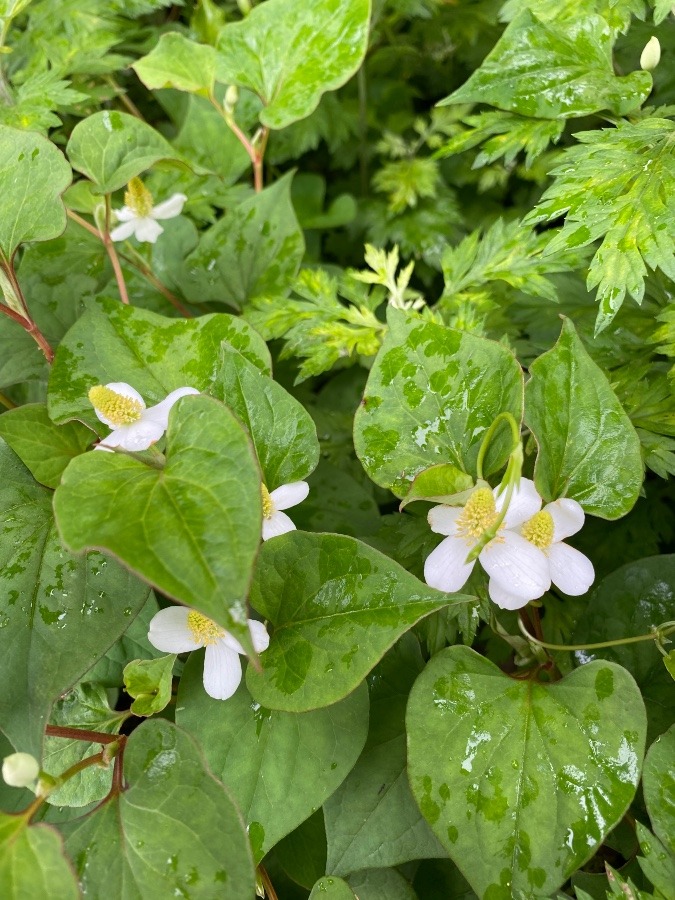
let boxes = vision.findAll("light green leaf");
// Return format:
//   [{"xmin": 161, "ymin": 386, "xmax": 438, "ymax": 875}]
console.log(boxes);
[
  {"xmin": 246, "ymin": 531, "xmax": 465, "ymax": 711},
  {"xmin": 181, "ymin": 173, "xmax": 304, "ymax": 309},
  {"xmin": 0, "ymin": 440, "xmax": 149, "ymax": 758},
  {"xmin": 348, "ymin": 868, "xmax": 419, "ymax": 900},
  {"xmin": 399, "ymin": 464, "xmax": 474, "ymax": 510},
  {"xmin": 133, "ymin": 32, "xmax": 217, "ymax": 96},
  {"xmin": 0, "ymin": 403, "xmax": 94, "ymax": 488},
  {"xmin": 324, "ymin": 635, "xmax": 445, "ymax": 875},
  {"xmin": 0, "ymin": 812, "xmax": 79, "ymax": 899},
  {"xmin": 440, "ymin": 11, "xmax": 651, "ymax": 119},
  {"xmin": 62, "ymin": 719, "xmax": 256, "ymax": 897},
  {"xmin": 66, "ymin": 110, "xmax": 185, "ymax": 194},
  {"xmin": 177, "ymin": 655, "xmax": 368, "ymax": 861},
  {"xmin": 353, "ymin": 309, "xmax": 524, "ymax": 498},
  {"xmin": 211, "ymin": 345, "xmax": 319, "ymax": 489},
  {"xmin": 309, "ymin": 876, "xmax": 356, "ymax": 900},
  {"xmin": 525, "ymin": 318, "xmax": 643, "ymax": 518},
  {"xmin": 0, "ymin": 126, "xmax": 71, "ymax": 263},
  {"xmin": 47, "ymin": 296, "xmax": 270, "ymax": 431},
  {"xmin": 407, "ymin": 646, "xmax": 647, "ymax": 899},
  {"xmin": 636, "ymin": 822, "xmax": 675, "ymax": 896},
  {"xmin": 215, "ymin": 0, "xmax": 371, "ymax": 130},
  {"xmin": 123, "ymin": 654, "xmax": 175, "ymax": 717},
  {"xmin": 642, "ymin": 726, "xmax": 675, "ymax": 855}
]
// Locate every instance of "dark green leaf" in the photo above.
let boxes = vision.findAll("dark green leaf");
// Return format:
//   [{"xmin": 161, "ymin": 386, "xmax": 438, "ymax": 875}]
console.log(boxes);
[
  {"xmin": 641, "ymin": 725, "xmax": 675, "ymax": 854},
  {"xmin": 308, "ymin": 876, "xmax": 356, "ymax": 899},
  {"xmin": 347, "ymin": 868, "xmax": 418, "ymax": 900},
  {"xmin": 636, "ymin": 822, "xmax": 675, "ymax": 896},
  {"xmin": 275, "ymin": 810, "xmax": 327, "ymax": 890}
]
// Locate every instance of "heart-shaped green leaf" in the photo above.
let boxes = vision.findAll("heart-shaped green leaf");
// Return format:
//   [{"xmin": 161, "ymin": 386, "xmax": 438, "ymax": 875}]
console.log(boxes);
[
  {"xmin": 215, "ymin": 0, "xmax": 371, "ymax": 130},
  {"xmin": 309, "ymin": 876, "xmax": 356, "ymax": 900},
  {"xmin": 642, "ymin": 725, "xmax": 675, "ymax": 855},
  {"xmin": 133, "ymin": 32, "xmax": 218, "ymax": 96},
  {"xmin": 48, "ymin": 297, "xmax": 270, "ymax": 430},
  {"xmin": 0, "ymin": 126, "xmax": 71, "ymax": 262},
  {"xmin": 53, "ymin": 395, "xmax": 261, "ymax": 649},
  {"xmin": 354, "ymin": 309, "xmax": 524, "ymax": 497},
  {"xmin": 62, "ymin": 719, "xmax": 255, "ymax": 897},
  {"xmin": 348, "ymin": 868, "xmax": 419, "ymax": 899},
  {"xmin": 407, "ymin": 646, "xmax": 647, "ymax": 899},
  {"xmin": 0, "ymin": 440, "xmax": 150, "ymax": 758},
  {"xmin": 177, "ymin": 654, "xmax": 369, "ymax": 861},
  {"xmin": 399, "ymin": 463, "xmax": 474, "ymax": 510},
  {"xmin": 246, "ymin": 531, "xmax": 467, "ymax": 711},
  {"xmin": 0, "ymin": 813, "xmax": 79, "ymax": 899},
  {"xmin": 525, "ymin": 318, "xmax": 643, "ymax": 518}
]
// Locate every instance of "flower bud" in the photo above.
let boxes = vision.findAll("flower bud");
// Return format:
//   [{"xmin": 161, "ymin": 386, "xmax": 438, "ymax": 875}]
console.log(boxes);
[
  {"xmin": 640, "ymin": 36, "xmax": 661, "ymax": 71},
  {"xmin": 224, "ymin": 84, "xmax": 239, "ymax": 112},
  {"xmin": 2, "ymin": 752, "xmax": 39, "ymax": 788}
]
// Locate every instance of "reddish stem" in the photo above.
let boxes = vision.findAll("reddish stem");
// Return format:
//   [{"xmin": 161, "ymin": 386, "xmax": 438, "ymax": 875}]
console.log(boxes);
[
  {"xmin": 0, "ymin": 263, "xmax": 54, "ymax": 363},
  {"xmin": 103, "ymin": 196, "xmax": 130, "ymax": 305},
  {"xmin": 46, "ymin": 725, "xmax": 121, "ymax": 744}
]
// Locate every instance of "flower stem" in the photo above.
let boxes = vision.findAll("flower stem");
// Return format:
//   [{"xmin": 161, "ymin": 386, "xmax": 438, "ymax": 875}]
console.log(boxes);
[
  {"xmin": 258, "ymin": 865, "xmax": 279, "ymax": 900},
  {"xmin": 0, "ymin": 263, "xmax": 54, "ymax": 362},
  {"xmin": 476, "ymin": 412, "xmax": 521, "ymax": 482},
  {"xmin": 103, "ymin": 195, "xmax": 130, "ymax": 305},
  {"xmin": 45, "ymin": 724, "xmax": 125, "ymax": 743},
  {"xmin": 0, "ymin": 389, "xmax": 16, "ymax": 409},
  {"xmin": 518, "ymin": 618, "xmax": 675, "ymax": 653},
  {"xmin": 210, "ymin": 95, "xmax": 268, "ymax": 193}
]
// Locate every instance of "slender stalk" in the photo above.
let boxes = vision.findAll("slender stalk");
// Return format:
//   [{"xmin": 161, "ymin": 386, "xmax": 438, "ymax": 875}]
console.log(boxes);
[
  {"xmin": 45, "ymin": 725, "xmax": 123, "ymax": 744},
  {"xmin": 210, "ymin": 95, "xmax": 268, "ymax": 192},
  {"xmin": 24, "ymin": 748, "xmax": 113, "ymax": 822},
  {"xmin": 0, "ymin": 264, "xmax": 54, "ymax": 363},
  {"xmin": 258, "ymin": 865, "xmax": 279, "ymax": 900},
  {"xmin": 0, "ymin": 389, "xmax": 17, "ymax": 409},
  {"xmin": 102, "ymin": 196, "xmax": 130, "ymax": 305},
  {"xmin": 67, "ymin": 208, "xmax": 100, "ymax": 237},
  {"xmin": 476, "ymin": 412, "xmax": 521, "ymax": 482},
  {"xmin": 518, "ymin": 618, "xmax": 675, "ymax": 653},
  {"xmin": 105, "ymin": 76, "xmax": 144, "ymax": 120},
  {"xmin": 253, "ymin": 126, "xmax": 269, "ymax": 193}
]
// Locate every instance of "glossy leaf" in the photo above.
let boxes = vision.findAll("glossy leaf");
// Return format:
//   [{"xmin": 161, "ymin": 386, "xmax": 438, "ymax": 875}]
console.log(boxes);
[
  {"xmin": 123, "ymin": 654, "xmax": 175, "ymax": 717},
  {"xmin": 177, "ymin": 654, "xmax": 369, "ymax": 861},
  {"xmin": 54, "ymin": 395, "xmax": 262, "ymax": 651},
  {"xmin": 309, "ymin": 876, "xmax": 356, "ymax": 900},
  {"xmin": 66, "ymin": 110, "xmax": 185, "ymax": 194},
  {"xmin": 324, "ymin": 635, "xmax": 445, "ymax": 875},
  {"xmin": 636, "ymin": 822, "xmax": 675, "ymax": 896},
  {"xmin": 525, "ymin": 318, "xmax": 643, "ymax": 518},
  {"xmin": 246, "ymin": 531, "xmax": 465, "ymax": 711},
  {"xmin": 642, "ymin": 726, "xmax": 675, "ymax": 855},
  {"xmin": 353, "ymin": 309, "xmax": 524, "ymax": 498},
  {"xmin": 407, "ymin": 646, "xmax": 647, "ymax": 899},
  {"xmin": 211, "ymin": 345, "xmax": 320, "ymax": 489},
  {"xmin": 0, "ymin": 403, "xmax": 94, "ymax": 488},
  {"xmin": 440, "ymin": 11, "xmax": 651, "ymax": 119},
  {"xmin": 215, "ymin": 0, "xmax": 371, "ymax": 130},
  {"xmin": 0, "ymin": 813, "xmax": 79, "ymax": 899},
  {"xmin": 133, "ymin": 32, "xmax": 217, "ymax": 96},
  {"xmin": 399, "ymin": 464, "xmax": 474, "ymax": 510},
  {"xmin": 0, "ymin": 440, "xmax": 150, "ymax": 758},
  {"xmin": 62, "ymin": 719, "xmax": 256, "ymax": 897},
  {"xmin": 571, "ymin": 556, "xmax": 675, "ymax": 742},
  {"xmin": 85, "ymin": 593, "xmax": 160, "ymax": 688},
  {"xmin": 348, "ymin": 868, "xmax": 419, "ymax": 900},
  {"xmin": 48, "ymin": 296, "xmax": 270, "ymax": 431},
  {"xmin": 182, "ymin": 173, "xmax": 304, "ymax": 309},
  {"xmin": 0, "ymin": 126, "xmax": 71, "ymax": 262}
]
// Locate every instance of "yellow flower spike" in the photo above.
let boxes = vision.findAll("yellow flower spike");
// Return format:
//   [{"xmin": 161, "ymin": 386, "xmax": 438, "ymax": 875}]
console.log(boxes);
[
  {"xmin": 124, "ymin": 176, "xmax": 154, "ymax": 217},
  {"xmin": 521, "ymin": 510, "xmax": 555, "ymax": 550},
  {"xmin": 186, "ymin": 611, "xmax": 225, "ymax": 646},
  {"xmin": 456, "ymin": 487, "xmax": 498, "ymax": 539},
  {"xmin": 261, "ymin": 484, "xmax": 274, "ymax": 519},
  {"xmin": 88, "ymin": 385, "xmax": 143, "ymax": 426}
]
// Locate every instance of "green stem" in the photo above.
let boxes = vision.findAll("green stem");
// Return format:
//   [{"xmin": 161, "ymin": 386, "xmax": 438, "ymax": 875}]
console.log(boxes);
[
  {"xmin": 102, "ymin": 196, "xmax": 130, "ymax": 305},
  {"xmin": 518, "ymin": 619, "xmax": 675, "ymax": 653},
  {"xmin": 476, "ymin": 412, "xmax": 521, "ymax": 482}
]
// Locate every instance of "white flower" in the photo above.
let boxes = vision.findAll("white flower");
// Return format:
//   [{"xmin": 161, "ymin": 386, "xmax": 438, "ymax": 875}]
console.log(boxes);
[
  {"xmin": 261, "ymin": 481, "xmax": 309, "ymax": 540},
  {"xmin": 640, "ymin": 36, "xmax": 661, "ymax": 71},
  {"xmin": 148, "ymin": 606, "xmax": 270, "ymax": 700},
  {"xmin": 424, "ymin": 478, "xmax": 551, "ymax": 609},
  {"xmin": 2, "ymin": 752, "xmax": 39, "ymax": 788},
  {"xmin": 89, "ymin": 382, "xmax": 199, "ymax": 451},
  {"xmin": 110, "ymin": 177, "xmax": 187, "ymax": 244}
]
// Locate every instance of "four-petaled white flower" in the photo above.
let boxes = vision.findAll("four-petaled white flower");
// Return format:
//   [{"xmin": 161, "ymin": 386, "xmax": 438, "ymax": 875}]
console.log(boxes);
[
  {"xmin": 89, "ymin": 382, "xmax": 199, "ymax": 451},
  {"xmin": 148, "ymin": 606, "xmax": 270, "ymax": 700},
  {"xmin": 110, "ymin": 177, "xmax": 187, "ymax": 244},
  {"xmin": 424, "ymin": 478, "xmax": 551, "ymax": 609},
  {"xmin": 261, "ymin": 481, "xmax": 309, "ymax": 540}
]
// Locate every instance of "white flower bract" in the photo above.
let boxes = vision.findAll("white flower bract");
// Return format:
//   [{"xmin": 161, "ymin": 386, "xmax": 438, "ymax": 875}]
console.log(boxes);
[
  {"xmin": 2, "ymin": 752, "xmax": 39, "ymax": 788},
  {"xmin": 89, "ymin": 382, "xmax": 199, "ymax": 451},
  {"xmin": 261, "ymin": 481, "xmax": 309, "ymax": 540},
  {"xmin": 147, "ymin": 606, "xmax": 270, "ymax": 701}
]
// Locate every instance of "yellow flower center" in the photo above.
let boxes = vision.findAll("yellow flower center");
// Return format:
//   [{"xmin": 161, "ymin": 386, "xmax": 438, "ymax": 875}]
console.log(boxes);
[
  {"xmin": 124, "ymin": 177, "xmax": 154, "ymax": 217},
  {"xmin": 261, "ymin": 484, "xmax": 274, "ymax": 519},
  {"xmin": 521, "ymin": 510, "xmax": 554, "ymax": 549},
  {"xmin": 456, "ymin": 487, "xmax": 498, "ymax": 539},
  {"xmin": 88, "ymin": 385, "xmax": 143, "ymax": 426},
  {"xmin": 187, "ymin": 611, "xmax": 225, "ymax": 646}
]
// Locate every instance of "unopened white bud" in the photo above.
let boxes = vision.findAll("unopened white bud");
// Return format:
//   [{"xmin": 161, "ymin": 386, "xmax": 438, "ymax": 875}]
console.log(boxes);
[
  {"xmin": 2, "ymin": 752, "xmax": 39, "ymax": 788},
  {"xmin": 640, "ymin": 36, "xmax": 661, "ymax": 71},
  {"xmin": 224, "ymin": 84, "xmax": 239, "ymax": 111}
]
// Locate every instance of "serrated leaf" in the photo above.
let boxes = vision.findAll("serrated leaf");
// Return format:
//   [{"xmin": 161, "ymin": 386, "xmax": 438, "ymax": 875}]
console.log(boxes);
[
  {"xmin": 124, "ymin": 654, "xmax": 175, "ymax": 716},
  {"xmin": 525, "ymin": 318, "xmax": 643, "ymax": 518},
  {"xmin": 177, "ymin": 655, "xmax": 369, "ymax": 861},
  {"xmin": 53, "ymin": 395, "xmax": 262, "ymax": 651},
  {"xmin": 407, "ymin": 646, "xmax": 647, "ymax": 899},
  {"xmin": 133, "ymin": 32, "xmax": 217, "ymax": 96},
  {"xmin": 642, "ymin": 725, "xmax": 675, "ymax": 855},
  {"xmin": 0, "ymin": 440, "xmax": 149, "ymax": 757},
  {"xmin": 215, "ymin": 0, "xmax": 371, "ymax": 130},
  {"xmin": 246, "ymin": 531, "xmax": 466, "ymax": 711},
  {"xmin": 440, "ymin": 11, "xmax": 651, "ymax": 119},
  {"xmin": 353, "ymin": 309, "xmax": 524, "ymax": 498},
  {"xmin": 0, "ymin": 812, "xmax": 79, "ymax": 899},
  {"xmin": 62, "ymin": 719, "xmax": 256, "ymax": 897}
]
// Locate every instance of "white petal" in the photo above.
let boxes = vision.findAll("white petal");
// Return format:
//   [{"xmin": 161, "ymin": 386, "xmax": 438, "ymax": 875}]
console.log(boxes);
[
  {"xmin": 423, "ymin": 535, "xmax": 475, "ymax": 593},
  {"xmin": 480, "ymin": 531, "xmax": 550, "ymax": 601},
  {"xmin": 427, "ymin": 504, "xmax": 462, "ymax": 537},
  {"xmin": 488, "ymin": 579, "xmax": 531, "ymax": 611},
  {"xmin": 151, "ymin": 193, "xmax": 188, "ymax": 220},
  {"xmin": 114, "ymin": 206, "xmax": 137, "ymax": 222},
  {"xmin": 144, "ymin": 387, "xmax": 200, "ymax": 429},
  {"xmin": 495, "ymin": 478, "xmax": 542, "ymax": 529},
  {"xmin": 546, "ymin": 498, "xmax": 585, "ymax": 542},
  {"xmin": 547, "ymin": 542, "xmax": 595, "ymax": 596},
  {"xmin": 111, "ymin": 418, "xmax": 165, "ymax": 451},
  {"xmin": 248, "ymin": 619, "xmax": 270, "ymax": 654},
  {"xmin": 270, "ymin": 481, "xmax": 309, "ymax": 511},
  {"xmin": 133, "ymin": 217, "xmax": 164, "ymax": 243},
  {"xmin": 203, "ymin": 643, "xmax": 242, "ymax": 700},
  {"xmin": 262, "ymin": 510, "xmax": 296, "ymax": 540},
  {"xmin": 148, "ymin": 606, "xmax": 199, "ymax": 653},
  {"xmin": 110, "ymin": 220, "xmax": 138, "ymax": 242}
]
